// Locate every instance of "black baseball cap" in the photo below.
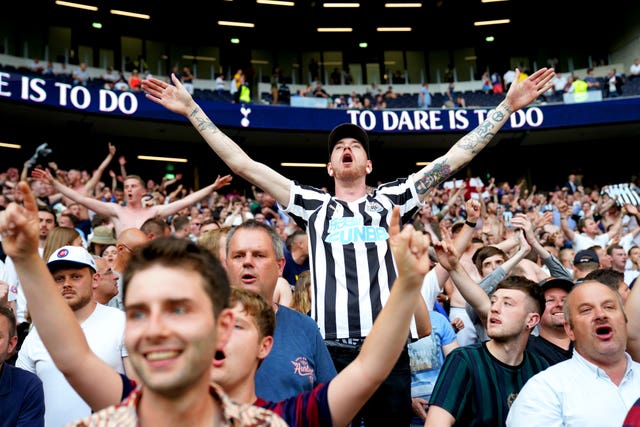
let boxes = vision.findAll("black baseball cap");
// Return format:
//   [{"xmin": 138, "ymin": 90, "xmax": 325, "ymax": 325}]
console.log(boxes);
[
  {"xmin": 538, "ymin": 277, "xmax": 574, "ymax": 293},
  {"xmin": 328, "ymin": 123, "xmax": 370, "ymax": 158},
  {"xmin": 573, "ymin": 249, "xmax": 599, "ymax": 265}
]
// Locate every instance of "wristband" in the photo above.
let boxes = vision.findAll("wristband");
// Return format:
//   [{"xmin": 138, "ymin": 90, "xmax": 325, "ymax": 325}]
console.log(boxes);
[{"xmin": 465, "ymin": 220, "xmax": 477, "ymax": 228}]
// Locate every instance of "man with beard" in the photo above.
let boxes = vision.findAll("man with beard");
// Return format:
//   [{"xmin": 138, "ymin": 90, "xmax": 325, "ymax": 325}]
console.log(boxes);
[
  {"xmin": 525, "ymin": 277, "xmax": 574, "ymax": 365},
  {"xmin": 424, "ymin": 273, "xmax": 548, "ymax": 427},
  {"xmin": 143, "ymin": 65, "xmax": 555, "ymax": 427},
  {"xmin": 0, "ymin": 304, "xmax": 44, "ymax": 426},
  {"xmin": 16, "ymin": 245, "xmax": 128, "ymax": 426}
]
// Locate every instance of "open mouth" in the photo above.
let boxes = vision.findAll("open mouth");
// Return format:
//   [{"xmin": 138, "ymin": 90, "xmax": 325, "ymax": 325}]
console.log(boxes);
[
  {"xmin": 212, "ymin": 350, "xmax": 226, "ymax": 367},
  {"xmin": 595, "ymin": 325, "xmax": 613, "ymax": 338},
  {"xmin": 241, "ymin": 272, "xmax": 256, "ymax": 284},
  {"xmin": 342, "ymin": 153, "xmax": 353, "ymax": 164}
]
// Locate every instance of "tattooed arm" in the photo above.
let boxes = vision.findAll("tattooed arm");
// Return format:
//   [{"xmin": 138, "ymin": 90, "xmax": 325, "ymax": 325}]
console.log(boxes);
[
  {"xmin": 412, "ymin": 68, "xmax": 554, "ymax": 201},
  {"xmin": 142, "ymin": 73, "xmax": 292, "ymax": 207}
]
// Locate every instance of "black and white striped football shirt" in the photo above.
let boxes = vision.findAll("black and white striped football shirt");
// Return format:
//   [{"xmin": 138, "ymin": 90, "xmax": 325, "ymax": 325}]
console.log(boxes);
[{"xmin": 285, "ymin": 176, "xmax": 422, "ymax": 339}]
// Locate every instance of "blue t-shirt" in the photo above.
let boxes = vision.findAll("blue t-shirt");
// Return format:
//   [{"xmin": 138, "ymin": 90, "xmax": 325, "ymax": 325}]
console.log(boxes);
[
  {"xmin": 408, "ymin": 310, "xmax": 457, "ymax": 400},
  {"xmin": 255, "ymin": 305, "xmax": 337, "ymax": 402}
]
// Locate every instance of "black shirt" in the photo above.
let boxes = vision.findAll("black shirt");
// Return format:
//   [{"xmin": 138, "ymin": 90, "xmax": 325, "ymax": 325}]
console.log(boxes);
[{"xmin": 526, "ymin": 334, "xmax": 573, "ymax": 366}]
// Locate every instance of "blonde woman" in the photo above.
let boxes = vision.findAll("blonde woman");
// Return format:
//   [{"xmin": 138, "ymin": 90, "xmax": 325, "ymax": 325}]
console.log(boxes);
[
  {"xmin": 289, "ymin": 270, "xmax": 311, "ymax": 315},
  {"xmin": 42, "ymin": 227, "xmax": 83, "ymax": 261}
]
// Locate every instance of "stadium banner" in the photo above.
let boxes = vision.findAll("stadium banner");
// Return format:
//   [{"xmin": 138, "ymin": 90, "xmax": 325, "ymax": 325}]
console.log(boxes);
[{"xmin": 1, "ymin": 70, "xmax": 640, "ymax": 134}]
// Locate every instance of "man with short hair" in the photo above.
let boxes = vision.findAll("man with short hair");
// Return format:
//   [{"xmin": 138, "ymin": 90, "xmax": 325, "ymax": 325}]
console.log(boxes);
[
  {"xmin": 225, "ymin": 220, "xmax": 337, "ymax": 402},
  {"xmin": 140, "ymin": 216, "xmax": 171, "ymax": 240},
  {"xmin": 426, "ymin": 223, "xmax": 548, "ymax": 426},
  {"xmin": 573, "ymin": 249, "xmax": 600, "ymax": 282},
  {"xmin": 0, "ymin": 304, "xmax": 45, "ymax": 426},
  {"xmin": 282, "ymin": 230, "xmax": 309, "ymax": 287},
  {"xmin": 0, "ymin": 182, "xmax": 287, "ymax": 426},
  {"xmin": 424, "ymin": 272, "xmax": 548, "ymax": 426},
  {"xmin": 584, "ymin": 267, "xmax": 631, "ymax": 302},
  {"xmin": 143, "ymin": 66, "xmax": 554, "ymax": 427},
  {"xmin": 33, "ymin": 170, "xmax": 232, "ymax": 236},
  {"xmin": 171, "ymin": 215, "xmax": 191, "ymax": 239},
  {"xmin": 16, "ymin": 244, "xmax": 128, "ymax": 426},
  {"xmin": 507, "ymin": 281, "xmax": 640, "ymax": 426},
  {"xmin": 91, "ymin": 255, "xmax": 118, "ymax": 305},
  {"xmin": 558, "ymin": 211, "xmax": 620, "ymax": 253},
  {"xmin": 108, "ymin": 227, "xmax": 148, "ymax": 310},
  {"xmin": 526, "ymin": 277, "xmax": 574, "ymax": 365}
]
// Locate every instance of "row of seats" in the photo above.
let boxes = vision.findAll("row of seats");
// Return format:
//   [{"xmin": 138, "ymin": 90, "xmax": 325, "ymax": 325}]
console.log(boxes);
[
  {"xmin": 259, "ymin": 91, "xmax": 509, "ymax": 109},
  {"xmin": 4, "ymin": 62, "xmax": 639, "ymax": 107}
]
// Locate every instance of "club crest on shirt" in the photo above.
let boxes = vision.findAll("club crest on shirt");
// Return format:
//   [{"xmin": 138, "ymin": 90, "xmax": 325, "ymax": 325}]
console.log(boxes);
[
  {"xmin": 291, "ymin": 357, "xmax": 315, "ymax": 383},
  {"xmin": 365, "ymin": 201, "xmax": 384, "ymax": 213}
]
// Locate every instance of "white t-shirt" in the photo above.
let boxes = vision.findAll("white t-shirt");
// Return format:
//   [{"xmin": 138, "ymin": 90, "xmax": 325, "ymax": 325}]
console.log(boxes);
[
  {"xmin": 4, "ymin": 248, "xmax": 44, "ymax": 323},
  {"xmin": 420, "ymin": 268, "xmax": 442, "ymax": 311},
  {"xmin": 0, "ymin": 259, "xmax": 12, "ymax": 302},
  {"xmin": 215, "ymin": 76, "xmax": 226, "ymax": 91},
  {"xmin": 16, "ymin": 303, "xmax": 128, "ymax": 427}
]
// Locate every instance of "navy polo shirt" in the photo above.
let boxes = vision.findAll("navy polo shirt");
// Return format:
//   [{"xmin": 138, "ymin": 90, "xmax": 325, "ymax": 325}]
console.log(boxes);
[{"xmin": 0, "ymin": 362, "xmax": 45, "ymax": 427}]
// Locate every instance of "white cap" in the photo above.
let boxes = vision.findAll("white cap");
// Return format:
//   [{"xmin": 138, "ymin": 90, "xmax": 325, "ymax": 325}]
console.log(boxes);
[{"xmin": 47, "ymin": 246, "xmax": 97, "ymax": 272}]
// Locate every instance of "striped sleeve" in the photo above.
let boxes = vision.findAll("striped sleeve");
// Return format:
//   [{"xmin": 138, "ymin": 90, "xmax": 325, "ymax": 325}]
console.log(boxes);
[
  {"xmin": 258, "ymin": 382, "xmax": 332, "ymax": 427},
  {"xmin": 428, "ymin": 346, "xmax": 473, "ymax": 420}
]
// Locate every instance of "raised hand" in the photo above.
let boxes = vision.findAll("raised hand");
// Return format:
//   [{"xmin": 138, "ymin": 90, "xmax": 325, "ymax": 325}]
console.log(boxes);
[
  {"xmin": 142, "ymin": 74, "xmax": 194, "ymax": 116},
  {"xmin": 433, "ymin": 225, "xmax": 460, "ymax": 272},
  {"xmin": 212, "ymin": 175, "xmax": 233, "ymax": 191},
  {"xmin": 504, "ymin": 67, "xmax": 555, "ymax": 111},
  {"xmin": 465, "ymin": 198, "xmax": 481, "ymax": 223},
  {"xmin": 0, "ymin": 182, "xmax": 40, "ymax": 261},
  {"xmin": 388, "ymin": 206, "xmax": 432, "ymax": 282},
  {"xmin": 31, "ymin": 167, "xmax": 55, "ymax": 185},
  {"xmin": 625, "ymin": 203, "xmax": 639, "ymax": 218},
  {"xmin": 450, "ymin": 317, "xmax": 465, "ymax": 333},
  {"xmin": 533, "ymin": 210, "xmax": 553, "ymax": 229}
]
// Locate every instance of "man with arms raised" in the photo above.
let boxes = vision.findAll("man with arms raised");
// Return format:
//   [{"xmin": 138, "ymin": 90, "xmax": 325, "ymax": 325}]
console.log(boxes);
[
  {"xmin": 33, "ymin": 171, "xmax": 232, "ymax": 236},
  {"xmin": 143, "ymin": 66, "xmax": 554, "ymax": 426}
]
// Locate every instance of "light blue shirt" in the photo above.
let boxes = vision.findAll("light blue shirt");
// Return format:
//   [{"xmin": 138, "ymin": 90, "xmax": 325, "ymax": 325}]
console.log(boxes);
[
  {"xmin": 408, "ymin": 311, "xmax": 457, "ymax": 400},
  {"xmin": 506, "ymin": 350, "xmax": 640, "ymax": 427}
]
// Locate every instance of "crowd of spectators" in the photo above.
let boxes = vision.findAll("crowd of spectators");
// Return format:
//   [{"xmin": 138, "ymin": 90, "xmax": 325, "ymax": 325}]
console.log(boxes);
[
  {"xmin": 2, "ymin": 59, "xmax": 640, "ymax": 426},
  {"xmin": 3, "ymin": 134, "xmax": 640, "ymax": 424}
]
